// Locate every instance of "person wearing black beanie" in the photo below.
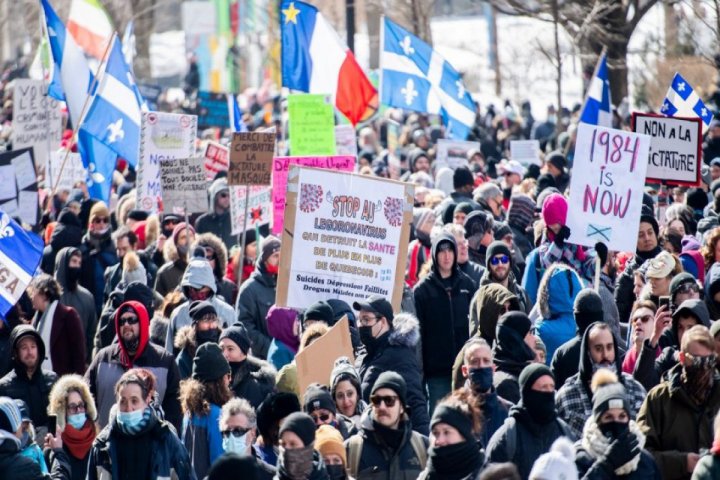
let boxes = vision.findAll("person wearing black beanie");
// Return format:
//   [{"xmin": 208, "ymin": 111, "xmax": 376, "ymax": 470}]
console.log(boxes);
[
  {"xmin": 255, "ymin": 392, "xmax": 300, "ymax": 467},
  {"xmin": 277, "ymin": 412, "xmax": 329, "ymax": 480},
  {"xmin": 486, "ymin": 363, "xmax": 574, "ymax": 479},
  {"xmin": 207, "ymin": 453, "xmax": 262, "ymax": 480},
  {"xmin": 302, "ymin": 301, "xmax": 335, "ymax": 328},
  {"xmin": 490, "ymin": 311, "xmax": 537, "ymax": 404},
  {"xmin": 481, "ymin": 240, "xmax": 531, "ymax": 314}
]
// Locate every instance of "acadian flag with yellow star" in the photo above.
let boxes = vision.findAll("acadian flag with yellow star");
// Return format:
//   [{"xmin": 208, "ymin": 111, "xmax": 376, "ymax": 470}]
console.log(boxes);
[{"xmin": 280, "ymin": 0, "xmax": 376, "ymax": 125}]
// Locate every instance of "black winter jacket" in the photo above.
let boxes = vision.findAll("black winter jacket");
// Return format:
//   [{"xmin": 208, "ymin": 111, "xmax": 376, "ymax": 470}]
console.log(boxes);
[
  {"xmin": 615, "ymin": 247, "xmax": 662, "ymax": 324},
  {"xmin": 230, "ymin": 356, "xmax": 277, "ymax": 409},
  {"xmin": 0, "ymin": 431, "xmax": 72, "ymax": 480},
  {"xmin": 235, "ymin": 263, "xmax": 277, "ymax": 359},
  {"xmin": 575, "ymin": 446, "xmax": 661, "ymax": 479}
]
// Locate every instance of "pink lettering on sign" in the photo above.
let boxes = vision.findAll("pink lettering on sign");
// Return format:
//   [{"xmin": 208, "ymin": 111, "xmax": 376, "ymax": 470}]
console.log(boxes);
[{"xmin": 272, "ymin": 156, "xmax": 356, "ymax": 234}]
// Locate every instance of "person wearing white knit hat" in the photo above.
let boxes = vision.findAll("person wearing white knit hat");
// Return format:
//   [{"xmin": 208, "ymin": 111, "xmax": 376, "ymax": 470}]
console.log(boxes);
[{"xmin": 529, "ymin": 437, "xmax": 578, "ymax": 480}]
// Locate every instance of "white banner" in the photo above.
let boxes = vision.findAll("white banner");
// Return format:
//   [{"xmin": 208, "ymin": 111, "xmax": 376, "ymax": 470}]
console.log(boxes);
[
  {"xmin": 435, "ymin": 139, "xmax": 479, "ymax": 170},
  {"xmin": 229, "ymin": 185, "xmax": 272, "ymax": 235},
  {"xmin": 510, "ymin": 140, "xmax": 541, "ymax": 166},
  {"xmin": 12, "ymin": 79, "xmax": 63, "ymax": 168},
  {"xmin": 159, "ymin": 157, "xmax": 208, "ymax": 215},
  {"xmin": 47, "ymin": 151, "xmax": 86, "ymax": 192}
]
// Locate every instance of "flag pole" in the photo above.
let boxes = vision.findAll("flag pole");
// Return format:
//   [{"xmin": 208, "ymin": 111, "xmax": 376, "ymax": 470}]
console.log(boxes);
[
  {"xmin": 37, "ymin": 13, "xmax": 54, "ymax": 192},
  {"xmin": 50, "ymin": 31, "xmax": 117, "ymax": 198},
  {"xmin": 567, "ymin": 46, "xmax": 608, "ymax": 158}
]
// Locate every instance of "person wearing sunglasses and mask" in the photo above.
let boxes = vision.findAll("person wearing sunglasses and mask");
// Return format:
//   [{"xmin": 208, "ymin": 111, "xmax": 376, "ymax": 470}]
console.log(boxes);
[
  {"xmin": 481, "ymin": 240, "xmax": 530, "ymax": 314},
  {"xmin": 345, "ymin": 372, "xmax": 429, "ymax": 480},
  {"xmin": 575, "ymin": 369, "xmax": 660, "ymax": 479},
  {"xmin": 195, "ymin": 177, "xmax": 235, "ymax": 251},
  {"xmin": 276, "ymin": 412, "xmax": 330, "ymax": 480},
  {"xmin": 79, "ymin": 201, "xmax": 119, "ymax": 315},
  {"xmin": 219, "ymin": 398, "xmax": 276, "ymax": 479},
  {"xmin": 637, "ymin": 325, "xmax": 720, "ymax": 479},
  {"xmin": 303, "ymin": 385, "xmax": 352, "ymax": 440}
]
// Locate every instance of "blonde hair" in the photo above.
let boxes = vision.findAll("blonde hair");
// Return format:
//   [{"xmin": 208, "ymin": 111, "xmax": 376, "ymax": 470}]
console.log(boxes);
[{"xmin": 681, "ymin": 325, "xmax": 714, "ymax": 353}]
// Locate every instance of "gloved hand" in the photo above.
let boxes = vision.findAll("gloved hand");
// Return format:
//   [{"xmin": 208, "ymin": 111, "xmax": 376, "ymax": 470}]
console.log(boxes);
[
  {"xmin": 553, "ymin": 225, "xmax": 571, "ymax": 248},
  {"xmin": 595, "ymin": 242, "xmax": 608, "ymax": 266},
  {"xmin": 601, "ymin": 431, "xmax": 640, "ymax": 471}
]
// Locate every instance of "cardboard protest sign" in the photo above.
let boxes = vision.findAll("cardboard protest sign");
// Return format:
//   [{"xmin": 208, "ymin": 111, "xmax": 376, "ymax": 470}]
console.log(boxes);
[
  {"xmin": 334, "ymin": 125, "xmax": 358, "ymax": 157},
  {"xmin": 47, "ymin": 151, "xmax": 86, "ymax": 192},
  {"xmin": 566, "ymin": 124, "xmax": 651, "ymax": 252},
  {"xmin": 288, "ymin": 94, "xmax": 336, "ymax": 156},
  {"xmin": 276, "ymin": 166, "xmax": 413, "ymax": 312},
  {"xmin": 229, "ymin": 185, "xmax": 272, "ymax": 235},
  {"xmin": 159, "ymin": 157, "xmax": 208, "ymax": 215},
  {"xmin": 203, "ymin": 141, "xmax": 229, "ymax": 180},
  {"xmin": 436, "ymin": 139, "xmax": 479, "ymax": 170},
  {"xmin": 510, "ymin": 140, "xmax": 541, "ymax": 166},
  {"xmin": 136, "ymin": 112, "xmax": 197, "ymax": 213},
  {"xmin": 228, "ymin": 132, "xmax": 275, "ymax": 185},
  {"xmin": 271, "ymin": 156, "xmax": 356, "ymax": 235},
  {"xmin": 11, "ymin": 79, "xmax": 63, "ymax": 168},
  {"xmin": 0, "ymin": 148, "xmax": 38, "ymax": 226},
  {"xmin": 197, "ymin": 91, "xmax": 230, "ymax": 129},
  {"xmin": 632, "ymin": 113, "xmax": 701, "ymax": 186},
  {"xmin": 295, "ymin": 316, "xmax": 354, "ymax": 393}
]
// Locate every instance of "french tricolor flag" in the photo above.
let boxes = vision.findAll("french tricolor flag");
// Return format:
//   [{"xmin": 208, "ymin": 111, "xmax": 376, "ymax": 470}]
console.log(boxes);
[{"xmin": 281, "ymin": 1, "xmax": 376, "ymax": 125}]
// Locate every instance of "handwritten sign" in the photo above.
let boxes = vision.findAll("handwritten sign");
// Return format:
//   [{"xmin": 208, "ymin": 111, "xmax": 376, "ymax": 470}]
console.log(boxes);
[
  {"xmin": 47, "ymin": 151, "xmax": 86, "ymax": 192},
  {"xmin": 12, "ymin": 79, "xmax": 63, "ymax": 168},
  {"xmin": 271, "ymin": 156, "xmax": 356, "ymax": 235},
  {"xmin": 228, "ymin": 132, "xmax": 275, "ymax": 186},
  {"xmin": 203, "ymin": 141, "xmax": 229, "ymax": 180},
  {"xmin": 229, "ymin": 185, "xmax": 272, "ymax": 235},
  {"xmin": 197, "ymin": 91, "xmax": 230, "ymax": 129},
  {"xmin": 136, "ymin": 112, "xmax": 197, "ymax": 213},
  {"xmin": 334, "ymin": 125, "xmax": 357, "ymax": 157},
  {"xmin": 0, "ymin": 148, "xmax": 38, "ymax": 226},
  {"xmin": 436, "ymin": 139, "xmax": 479, "ymax": 170},
  {"xmin": 632, "ymin": 113, "xmax": 701, "ymax": 186},
  {"xmin": 276, "ymin": 166, "xmax": 413, "ymax": 311},
  {"xmin": 566, "ymin": 123, "xmax": 651, "ymax": 252},
  {"xmin": 159, "ymin": 157, "xmax": 208, "ymax": 215},
  {"xmin": 288, "ymin": 94, "xmax": 336, "ymax": 156},
  {"xmin": 510, "ymin": 140, "xmax": 541, "ymax": 166}
]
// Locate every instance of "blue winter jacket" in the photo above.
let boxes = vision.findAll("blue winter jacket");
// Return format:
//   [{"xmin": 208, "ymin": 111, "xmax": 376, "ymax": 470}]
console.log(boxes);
[
  {"xmin": 267, "ymin": 339, "xmax": 295, "ymax": 371},
  {"xmin": 535, "ymin": 266, "xmax": 582, "ymax": 364}
]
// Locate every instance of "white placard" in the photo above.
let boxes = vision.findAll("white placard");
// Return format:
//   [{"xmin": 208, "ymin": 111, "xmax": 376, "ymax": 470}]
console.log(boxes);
[
  {"xmin": 47, "ymin": 152, "xmax": 86, "ymax": 192},
  {"xmin": 334, "ymin": 125, "xmax": 358, "ymax": 157},
  {"xmin": 11, "ymin": 79, "xmax": 63, "ymax": 168},
  {"xmin": 229, "ymin": 185, "xmax": 272, "ymax": 235},
  {"xmin": 435, "ymin": 139, "xmax": 479, "ymax": 170},
  {"xmin": 159, "ymin": 157, "xmax": 208, "ymax": 215},
  {"xmin": 510, "ymin": 140, "xmax": 541, "ymax": 166},
  {"xmin": 566, "ymin": 123, "xmax": 651, "ymax": 252}
]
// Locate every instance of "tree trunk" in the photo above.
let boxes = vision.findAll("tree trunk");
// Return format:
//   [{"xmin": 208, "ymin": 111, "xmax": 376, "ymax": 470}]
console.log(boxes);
[
  {"xmin": 366, "ymin": 0, "xmax": 381, "ymax": 69},
  {"xmin": 607, "ymin": 40, "xmax": 628, "ymax": 107},
  {"xmin": 129, "ymin": 0, "xmax": 154, "ymax": 81}
]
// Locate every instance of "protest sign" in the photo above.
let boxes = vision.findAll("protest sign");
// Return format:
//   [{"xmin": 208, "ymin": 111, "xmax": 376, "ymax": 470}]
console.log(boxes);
[
  {"xmin": 632, "ymin": 113, "xmax": 701, "ymax": 186},
  {"xmin": 11, "ymin": 79, "xmax": 63, "ymax": 168},
  {"xmin": 271, "ymin": 156, "xmax": 356, "ymax": 235},
  {"xmin": 47, "ymin": 151, "xmax": 86, "ymax": 192},
  {"xmin": 197, "ymin": 91, "xmax": 230, "ymax": 129},
  {"xmin": 566, "ymin": 123, "xmax": 651, "ymax": 252},
  {"xmin": 334, "ymin": 125, "xmax": 358, "ymax": 157},
  {"xmin": 288, "ymin": 94, "xmax": 336, "ymax": 156},
  {"xmin": 295, "ymin": 316, "xmax": 354, "ymax": 393},
  {"xmin": 510, "ymin": 140, "xmax": 541, "ymax": 166},
  {"xmin": 228, "ymin": 132, "xmax": 275, "ymax": 185},
  {"xmin": 0, "ymin": 148, "xmax": 38, "ymax": 226},
  {"xmin": 276, "ymin": 166, "xmax": 413, "ymax": 312},
  {"xmin": 436, "ymin": 139, "xmax": 479, "ymax": 170},
  {"xmin": 229, "ymin": 185, "xmax": 272, "ymax": 235},
  {"xmin": 159, "ymin": 157, "xmax": 208, "ymax": 215},
  {"xmin": 136, "ymin": 112, "xmax": 197, "ymax": 212},
  {"xmin": 203, "ymin": 141, "xmax": 229, "ymax": 180}
]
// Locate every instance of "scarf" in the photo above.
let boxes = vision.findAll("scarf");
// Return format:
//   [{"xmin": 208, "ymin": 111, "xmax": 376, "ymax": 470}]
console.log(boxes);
[
  {"xmin": 62, "ymin": 421, "xmax": 96, "ymax": 460},
  {"xmin": 581, "ymin": 419, "xmax": 645, "ymax": 475},
  {"xmin": 425, "ymin": 441, "xmax": 483, "ymax": 479},
  {"xmin": 115, "ymin": 407, "xmax": 154, "ymax": 436},
  {"xmin": 373, "ymin": 420, "xmax": 405, "ymax": 452},
  {"xmin": 537, "ymin": 240, "xmax": 587, "ymax": 272},
  {"xmin": 682, "ymin": 365, "xmax": 715, "ymax": 406}
]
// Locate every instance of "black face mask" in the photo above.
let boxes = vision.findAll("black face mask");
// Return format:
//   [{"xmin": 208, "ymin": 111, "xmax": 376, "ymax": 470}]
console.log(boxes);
[
  {"xmin": 195, "ymin": 328, "xmax": 220, "ymax": 346},
  {"xmin": 162, "ymin": 227, "xmax": 174, "ymax": 238},
  {"xmin": 428, "ymin": 441, "xmax": 482, "ymax": 476},
  {"xmin": 66, "ymin": 266, "xmax": 81, "ymax": 288},
  {"xmin": 359, "ymin": 325, "xmax": 377, "ymax": 347},
  {"xmin": 523, "ymin": 390, "xmax": 557, "ymax": 424},
  {"xmin": 468, "ymin": 367, "xmax": 493, "ymax": 393},
  {"xmin": 325, "ymin": 464, "xmax": 346, "ymax": 480},
  {"xmin": 598, "ymin": 420, "xmax": 629, "ymax": 440}
]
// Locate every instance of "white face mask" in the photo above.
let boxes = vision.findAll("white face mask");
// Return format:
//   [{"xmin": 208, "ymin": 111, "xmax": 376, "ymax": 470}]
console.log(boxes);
[{"xmin": 222, "ymin": 432, "xmax": 248, "ymax": 455}]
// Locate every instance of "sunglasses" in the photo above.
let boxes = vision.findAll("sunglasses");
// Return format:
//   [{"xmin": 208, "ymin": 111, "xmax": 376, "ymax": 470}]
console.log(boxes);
[
  {"xmin": 370, "ymin": 394, "xmax": 399, "ymax": 408},
  {"xmin": 490, "ymin": 255, "xmax": 509, "ymax": 265},
  {"xmin": 676, "ymin": 283, "xmax": 699, "ymax": 294},
  {"xmin": 118, "ymin": 315, "xmax": 139, "ymax": 326},
  {"xmin": 632, "ymin": 314, "xmax": 653, "ymax": 324},
  {"xmin": 311, "ymin": 413, "xmax": 331, "ymax": 423},
  {"xmin": 92, "ymin": 217, "xmax": 109, "ymax": 224},
  {"xmin": 222, "ymin": 427, "xmax": 250, "ymax": 438},
  {"xmin": 219, "ymin": 191, "xmax": 229, "ymax": 198}
]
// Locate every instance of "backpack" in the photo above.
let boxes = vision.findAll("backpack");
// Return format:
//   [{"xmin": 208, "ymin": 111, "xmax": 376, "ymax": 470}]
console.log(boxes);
[{"xmin": 347, "ymin": 431, "xmax": 427, "ymax": 478}]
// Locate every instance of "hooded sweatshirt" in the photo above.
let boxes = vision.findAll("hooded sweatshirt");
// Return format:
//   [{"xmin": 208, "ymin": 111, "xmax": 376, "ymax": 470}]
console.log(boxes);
[
  {"xmin": 54, "ymin": 247, "xmax": 96, "ymax": 363},
  {"xmin": 266, "ymin": 306, "xmax": 300, "ymax": 370},
  {"xmin": 41, "ymin": 208, "xmax": 83, "ymax": 274},
  {"xmin": 535, "ymin": 266, "xmax": 583, "ymax": 364},
  {"xmin": 414, "ymin": 233, "xmax": 476, "ymax": 378},
  {"xmin": 490, "ymin": 315, "xmax": 536, "ymax": 404},
  {"xmin": 468, "ymin": 284, "xmax": 519, "ymax": 345}
]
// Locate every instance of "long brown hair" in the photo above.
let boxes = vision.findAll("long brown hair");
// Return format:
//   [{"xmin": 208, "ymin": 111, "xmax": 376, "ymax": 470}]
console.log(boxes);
[
  {"xmin": 180, "ymin": 377, "xmax": 232, "ymax": 416},
  {"xmin": 702, "ymin": 227, "xmax": 720, "ymax": 268}
]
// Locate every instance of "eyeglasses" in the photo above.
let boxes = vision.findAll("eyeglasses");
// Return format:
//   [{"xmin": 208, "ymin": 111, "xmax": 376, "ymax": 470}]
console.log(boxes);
[
  {"xmin": 358, "ymin": 315, "xmax": 379, "ymax": 326},
  {"xmin": 222, "ymin": 427, "xmax": 250, "ymax": 438},
  {"xmin": 92, "ymin": 217, "xmax": 109, "ymax": 224},
  {"xmin": 198, "ymin": 314, "xmax": 218, "ymax": 325},
  {"xmin": 67, "ymin": 402, "xmax": 86, "ymax": 414},
  {"xmin": 311, "ymin": 412, "xmax": 331, "ymax": 424},
  {"xmin": 490, "ymin": 255, "xmax": 509, "ymax": 266},
  {"xmin": 370, "ymin": 394, "xmax": 399, "ymax": 408},
  {"xmin": 118, "ymin": 315, "xmax": 139, "ymax": 326}
]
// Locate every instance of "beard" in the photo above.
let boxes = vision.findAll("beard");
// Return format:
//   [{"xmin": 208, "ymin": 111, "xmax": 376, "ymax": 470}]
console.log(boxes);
[{"xmin": 492, "ymin": 267, "xmax": 509, "ymax": 282}]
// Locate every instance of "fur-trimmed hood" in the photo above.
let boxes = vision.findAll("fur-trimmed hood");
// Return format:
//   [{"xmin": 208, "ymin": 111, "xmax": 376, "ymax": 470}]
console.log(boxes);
[
  {"xmin": 48, "ymin": 374, "xmax": 98, "ymax": 430},
  {"xmin": 192, "ymin": 232, "xmax": 228, "ymax": 280},
  {"xmin": 163, "ymin": 229, "xmax": 180, "ymax": 262},
  {"xmin": 174, "ymin": 325, "xmax": 196, "ymax": 351},
  {"xmin": 388, "ymin": 312, "xmax": 420, "ymax": 348}
]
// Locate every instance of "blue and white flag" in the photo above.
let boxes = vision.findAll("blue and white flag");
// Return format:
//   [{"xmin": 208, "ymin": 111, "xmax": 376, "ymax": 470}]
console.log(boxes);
[
  {"xmin": 122, "ymin": 20, "xmax": 135, "ymax": 74},
  {"xmin": 579, "ymin": 51, "xmax": 612, "ymax": 127},
  {"xmin": 661, "ymin": 72, "xmax": 714, "ymax": 133},
  {"xmin": 380, "ymin": 17, "xmax": 475, "ymax": 140},
  {"xmin": 0, "ymin": 211, "xmax": 43, "ymax": 318},
  {"xmin": 227, "ymin": 93, "xmax": 247, "ymax": 132},
  {"xmin": 81, "ymin": 36, "xmax": 142, "ymax": 167}
]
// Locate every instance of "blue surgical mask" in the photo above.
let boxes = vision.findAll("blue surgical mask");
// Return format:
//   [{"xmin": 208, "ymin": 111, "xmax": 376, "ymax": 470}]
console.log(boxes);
[
  {"xmin": 222, "ymin": 433, "xmax": 248, "ymax": 454},
  {"xmin": 117, "ymin": 409, "xmax": 145, "ymax": 429},
  {"xmin": 67, "ymin": 413, "xmax": 87, "ymax": 430}
]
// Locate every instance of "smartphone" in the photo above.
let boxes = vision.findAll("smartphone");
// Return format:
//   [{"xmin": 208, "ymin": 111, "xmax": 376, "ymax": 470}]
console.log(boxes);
[
  {"xmin": 658, "ymin": 296, "xmax": 670, "ymax": 310},
  {"xmin": 47, "ymin": 415, "xmax": 56, "ymax": 436}
]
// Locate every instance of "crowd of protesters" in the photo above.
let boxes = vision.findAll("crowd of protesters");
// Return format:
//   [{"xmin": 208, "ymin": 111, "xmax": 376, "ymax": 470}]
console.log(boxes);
[{"xmin": 5, "ymin": 68, "xmax": 720, "ymax": 479}]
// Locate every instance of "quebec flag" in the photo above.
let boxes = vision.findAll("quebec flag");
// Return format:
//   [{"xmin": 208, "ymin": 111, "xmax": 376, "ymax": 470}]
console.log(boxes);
[
  {"xmin": 380, "ymin": 17, "xmax": 475, "ymax": 140},
  {"xmin": 0, "ymin": 211, "xmax": 43, "ymax": 318},
  {"xmin": 661, "ymin": 72, "xmax": 714, "ymax": 133},
  {"xmin": 579, "ymin": 51, "xmax": 612, "ymax": 127},
  {"xmin": 81, "ymin": 36, "xmax": 142, "ymax": 168}
]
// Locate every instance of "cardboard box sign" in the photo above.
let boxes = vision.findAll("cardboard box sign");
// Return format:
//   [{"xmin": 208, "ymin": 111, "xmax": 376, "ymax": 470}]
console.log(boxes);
[{"xmin": 295, "ymin": 316, "xmax": 354, "ymax": 394}]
